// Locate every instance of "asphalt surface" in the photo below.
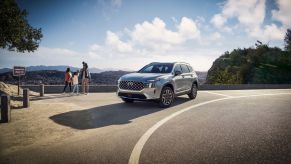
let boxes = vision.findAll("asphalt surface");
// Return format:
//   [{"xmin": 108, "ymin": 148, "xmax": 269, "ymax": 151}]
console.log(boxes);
[{"xmin": 1, "ymin": 89, "xmax": 291, "ymax": 164}]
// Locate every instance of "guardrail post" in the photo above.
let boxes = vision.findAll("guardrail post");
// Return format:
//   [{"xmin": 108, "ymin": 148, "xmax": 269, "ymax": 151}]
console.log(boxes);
[
  {"xmin": 1, "ymin": 95, "xmax": 11, "ymax": 123},
  {"xmin": 40, "ymin": 84, "xmax": 44, "ymax": 97},
  {"xmin": 23, "ymin": 88, "xmax": 30, "ymax": 108}
]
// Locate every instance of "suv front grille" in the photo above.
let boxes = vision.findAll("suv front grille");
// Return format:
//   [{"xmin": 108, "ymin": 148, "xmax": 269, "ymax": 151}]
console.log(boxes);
[{"xmin": 119, "ymin": 81, "xmax": 144, "ymax": 91}]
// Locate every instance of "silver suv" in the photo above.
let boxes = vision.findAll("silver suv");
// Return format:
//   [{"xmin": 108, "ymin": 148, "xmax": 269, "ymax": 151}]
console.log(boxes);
[{"xmin": 117, "ymin": 62, "xmax": 198, "ymax": 107}]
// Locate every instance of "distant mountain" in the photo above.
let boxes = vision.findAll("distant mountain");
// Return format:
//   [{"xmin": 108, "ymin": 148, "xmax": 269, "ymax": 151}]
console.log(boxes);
[
  {"xmin": 0, "ymin": 70, "xmax": 131, "ymax": 85},
  {"xmin": 0, "ymin": 65, "xmax": 107, "ymax": 74},
  {"xmin": 0, "ymin": 68, "xmax": 12, "ymax": 74},
  {"xmin": 26, "ymin": 65, "xmax": 80, "ymax": 72}
]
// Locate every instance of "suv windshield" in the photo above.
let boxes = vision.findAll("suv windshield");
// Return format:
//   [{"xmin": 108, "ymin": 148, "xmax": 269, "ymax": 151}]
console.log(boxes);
[{"xmin": 138, "ymin": 63, "xmax": 174, "ymax": 73}]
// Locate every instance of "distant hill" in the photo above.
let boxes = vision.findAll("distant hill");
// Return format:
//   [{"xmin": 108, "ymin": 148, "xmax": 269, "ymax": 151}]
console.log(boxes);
[
  {"xmin": 0, "ymin": 65, "xmax": 105, "ymax": 74},
  {"xmin": 0, "ymin": 68, "xmax": 11, "ymax": 74},
  {"xmin": 0, "ymin": 70, "xmax": 131, "ymax": 85},
  {"xmin": 206, "ymin": 43, "xmax": 291, "ymax": 84},
  {"xmin": 26, "ymin": 65, "xmax": 81, "ymax": 72}
]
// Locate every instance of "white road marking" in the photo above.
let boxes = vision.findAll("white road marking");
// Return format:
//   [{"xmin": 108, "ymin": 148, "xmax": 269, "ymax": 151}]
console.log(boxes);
[
  {"xmin": 202, "ymin": 91, "xmax": 233, "ymax": 98},
  {"xmin": 128, "ymin": 92, "xmax": 291, "ymax": 164}
]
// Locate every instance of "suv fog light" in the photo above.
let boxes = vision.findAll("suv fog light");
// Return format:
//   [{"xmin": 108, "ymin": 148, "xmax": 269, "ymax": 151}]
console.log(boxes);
[{"xmin": 149, "ymin": 83, "xmax": 153, "ymax": 88}]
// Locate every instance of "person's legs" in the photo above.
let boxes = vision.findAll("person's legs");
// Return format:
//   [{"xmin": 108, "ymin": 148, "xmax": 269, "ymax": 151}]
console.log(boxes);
[
  {"xmin": 82, "ymin": 79, "xmax": 85, "ymax": 94},
  {"xmin": 69, "ymin": 82, "xmax": 72, "ymax": 92},
  {"xmin": 76, "ymin": 84, "xmax": 79, "ymax": 94},
  {"xmin": 85, "ymin": 78, "xmax": 89, "ymax": 94},
  {"xmin": 72, "ymin": 84, "xmax": 76, "ymax": 93},
  {"xmin": 63, "ymin": 81, "xmax": 68, "ymax": 93}
]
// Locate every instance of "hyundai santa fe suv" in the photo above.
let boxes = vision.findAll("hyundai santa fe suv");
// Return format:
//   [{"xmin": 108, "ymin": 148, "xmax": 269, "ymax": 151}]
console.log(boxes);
[{"xmin": 117, "ymin": 62, "xmax": 198, "ymax": 107}]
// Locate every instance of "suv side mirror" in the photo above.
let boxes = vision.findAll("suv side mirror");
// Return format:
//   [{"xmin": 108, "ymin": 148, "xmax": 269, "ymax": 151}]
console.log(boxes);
[{"xmin": 174, "ymin": 70, "xmax": 182, "ymax": 76}]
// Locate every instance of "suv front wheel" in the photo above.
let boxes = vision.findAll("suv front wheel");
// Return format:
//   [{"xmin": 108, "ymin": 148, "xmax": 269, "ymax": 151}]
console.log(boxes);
[
  {"xmin": 188, "ymin": 83, "xmax": 197, "ymax": 100},
  {"xmin": 159, "ymin": 86, "xmax": 174, "ymax": 108}
]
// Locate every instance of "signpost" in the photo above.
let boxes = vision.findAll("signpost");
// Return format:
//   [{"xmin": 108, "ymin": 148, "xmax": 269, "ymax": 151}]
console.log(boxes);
[{"xmin": 13, "ymin": 66, "xmax": 26, "ymax": 95}]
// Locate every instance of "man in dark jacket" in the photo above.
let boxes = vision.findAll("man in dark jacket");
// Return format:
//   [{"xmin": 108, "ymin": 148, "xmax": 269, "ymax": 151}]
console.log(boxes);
[{"xmin": 80, "ymin": 62, "xmax": 91, "ymax": 95}]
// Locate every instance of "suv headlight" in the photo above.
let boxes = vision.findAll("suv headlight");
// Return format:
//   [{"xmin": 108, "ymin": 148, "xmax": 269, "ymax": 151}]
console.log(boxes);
[{"xmin": 146, "ymin": 78, "xmax": 160, "ymax": 88}]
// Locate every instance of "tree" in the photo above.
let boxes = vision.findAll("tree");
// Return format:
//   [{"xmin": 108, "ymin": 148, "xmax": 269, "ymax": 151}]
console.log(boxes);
[
  {"xmin": 284, "ymin": 29, "xmax": 291, "ymax": 52},
  {"xmin": 0, "ymin": 0, "xmax": 43, "ymax": 52}
]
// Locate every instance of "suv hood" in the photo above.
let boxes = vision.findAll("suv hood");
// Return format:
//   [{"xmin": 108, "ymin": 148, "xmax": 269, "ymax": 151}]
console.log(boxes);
[{"xmin": 120, "ymin": 73, "xmax": 169, "ymax": 82}]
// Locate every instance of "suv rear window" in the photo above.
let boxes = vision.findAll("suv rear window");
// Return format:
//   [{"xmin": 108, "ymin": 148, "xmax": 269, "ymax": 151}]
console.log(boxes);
[{"xmin": 181, "ymin": 64, "xmax": 190, "ymax": 73}]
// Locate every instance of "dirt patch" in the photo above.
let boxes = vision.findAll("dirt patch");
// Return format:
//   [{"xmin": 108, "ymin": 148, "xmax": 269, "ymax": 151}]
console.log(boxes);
[{"xmin": 0, "ymin": 81, "xmax": 38, "ymax": 108}]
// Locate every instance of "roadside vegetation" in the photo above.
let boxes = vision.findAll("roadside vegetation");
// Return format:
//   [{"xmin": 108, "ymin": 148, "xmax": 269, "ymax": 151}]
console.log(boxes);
[
  {"xmin": 206, "ymin": 29, "xmax": 291, "ymax": 84},
  {"xmin": 0, "ymin": 0, "xmax": 42, "ymax": 52}
]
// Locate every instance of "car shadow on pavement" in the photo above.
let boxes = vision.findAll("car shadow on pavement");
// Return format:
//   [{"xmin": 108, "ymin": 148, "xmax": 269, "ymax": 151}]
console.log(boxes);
[{"xmin": 49, "ymin": 97, "xmax": 189, "ymax": 130}]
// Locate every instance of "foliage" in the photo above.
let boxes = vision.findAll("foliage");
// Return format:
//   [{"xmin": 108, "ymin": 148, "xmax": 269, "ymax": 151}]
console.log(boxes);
[
  {"xmin": 0, "ymin": 0, "xmax": 42, "ymax": 52},
  {"xmin": 206, "ymin": 40, "xmax": 291, "ymax": 84}
]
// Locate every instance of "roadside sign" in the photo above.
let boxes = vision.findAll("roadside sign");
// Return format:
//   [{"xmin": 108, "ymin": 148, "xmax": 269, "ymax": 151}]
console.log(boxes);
[
  {"xmin": 13, "ymin": 66, "xmax": 26, "ymax": 76},
  {"xmin": 13, "ymin": 66, "xmax": 26, "ymax": 95}
]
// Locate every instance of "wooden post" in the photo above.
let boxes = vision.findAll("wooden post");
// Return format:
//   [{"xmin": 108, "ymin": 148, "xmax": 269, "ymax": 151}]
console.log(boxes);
[
  {"xmin": 40, "ymin": 84, "xmax": 44, "ymax": 97},
  {"xmin": 23, "ymin": 89, "xmax": 30, "ymax": 108},
  {"xmin": 1, "ymin": 95, "xmax": 11, "ymax": 123},
  {"xmin": 18, "ymin": 76, "xmax": 20, "ymax": 95}
]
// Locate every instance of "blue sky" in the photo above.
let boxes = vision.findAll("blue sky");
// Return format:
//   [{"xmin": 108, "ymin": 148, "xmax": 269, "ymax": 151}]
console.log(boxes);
[{"xmin": 1, "ymin": 0, "xmax": 290, "ymax": 71}]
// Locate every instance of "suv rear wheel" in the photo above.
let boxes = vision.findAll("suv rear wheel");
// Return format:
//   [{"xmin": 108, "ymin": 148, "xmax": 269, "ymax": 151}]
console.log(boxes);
[
  {"xmin": 188, "ymin": 83, "xmax": 197, "ymax": 100},
  {"xmin": 159, "ymin": 86, "xmax": 174, "ymax": 108}
]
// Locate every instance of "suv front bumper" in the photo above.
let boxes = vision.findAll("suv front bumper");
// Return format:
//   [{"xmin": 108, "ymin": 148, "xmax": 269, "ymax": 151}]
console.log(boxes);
[{"xmin": 117, "ymin": 87, "xmax": 161, "ymax": 100}]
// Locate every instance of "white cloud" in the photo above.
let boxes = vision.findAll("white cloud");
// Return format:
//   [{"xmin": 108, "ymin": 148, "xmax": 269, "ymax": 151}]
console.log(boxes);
[
  {"xmin": 211, "ymin": 32, "xmax": 222, "ymax": 41},
  {"xmin": 88, "ymin": 44, "xmax": 103, "ymax": 59},
  {"xmin": 178, "ymin": 17, "xmax": 201, "ymax": 39},
  {"xmin": 211, "ymin": 0, "xmax": 285, "ymax": 42},
  {"xmin": 272, "ymin": 0, "xmax": 291, "ymax": 27},
  {"xmin": 131, "ymin": 17, "xmax": 200, "ymax": 51},
  {"xmin": 210, "ymin": 14, "xmax": 231, "ymax": 32},
  {"xmin": 106, "ymin": 31, "xmax": 133, "ymax": 53},
  {"xmin": 248, "ymin": 23, "xmax": 285, "ymax": 41}
]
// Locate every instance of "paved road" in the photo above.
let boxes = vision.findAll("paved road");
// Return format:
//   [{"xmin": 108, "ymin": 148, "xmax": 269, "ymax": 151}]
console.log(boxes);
[{"xmin": 1, "ymin": 89, "xmax": 291, "ymax": 163}]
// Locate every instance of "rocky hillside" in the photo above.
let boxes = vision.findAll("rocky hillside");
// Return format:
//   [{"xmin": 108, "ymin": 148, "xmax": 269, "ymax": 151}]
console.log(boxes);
[
  {"xmin": 0, "ymin": 82, "xmax": 38, "ymax": 108},
  {"xmin": 206, "ymin": 43, "xmax": 291, "ymax": 84}
]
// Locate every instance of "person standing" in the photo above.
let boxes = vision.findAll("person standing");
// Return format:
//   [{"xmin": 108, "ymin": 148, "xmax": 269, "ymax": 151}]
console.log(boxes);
[
  {"xmin": 72, "ymin": 70, "xmax": 79, "ymax": 95},
  {"xmin": 63, "ymin": 67, "xmax": 72, "ymax": 93},
  {"xmin": 80, "ymin": 62, "xmax": 91, "ymax": 95}
]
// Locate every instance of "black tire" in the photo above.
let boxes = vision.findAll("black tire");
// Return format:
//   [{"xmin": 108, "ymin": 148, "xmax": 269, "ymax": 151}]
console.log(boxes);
[
  {"xmin": 159, "ymin": 86, "xmax": 174, "ymax": 108},
  {"xmin": 188, "ymin": 83, "xmax": 198, "ymax": 100},
  {"xmin": 122, "ymin": 98, "xmax": 134, "ymax": 103}
]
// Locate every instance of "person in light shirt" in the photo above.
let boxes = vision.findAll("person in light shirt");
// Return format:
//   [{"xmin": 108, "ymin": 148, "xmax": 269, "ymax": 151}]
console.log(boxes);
[{"xmin": 72, "ymin": 70, "xmax": 80, "ymax": 95}]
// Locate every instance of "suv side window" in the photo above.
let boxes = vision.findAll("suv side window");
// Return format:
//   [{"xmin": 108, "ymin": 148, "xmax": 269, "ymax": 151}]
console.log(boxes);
[
  {"xmin": 187, "ymin": 65, "xmax": 193, "ymax": 72},
  {"xmin": 174, "ymin": 64, "xmax": 182, "ymax": 72},
  {"xmin": 181, "ymin": 64, "xmax": 190, "ymax": 73}
]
